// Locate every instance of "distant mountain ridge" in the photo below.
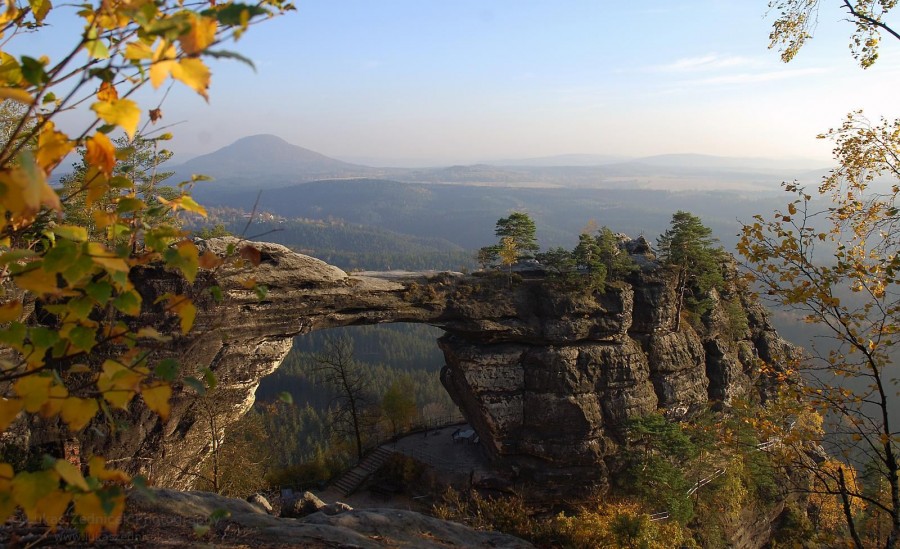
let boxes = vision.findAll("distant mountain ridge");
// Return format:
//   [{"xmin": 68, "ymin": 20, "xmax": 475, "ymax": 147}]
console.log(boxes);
[
  {"xmin": 175, "ymin": 134, "xmax": 395, "ymax": 189},
  {"xmin": 177, "ymin": 134, "xmax": 830, "ymax": 193}
]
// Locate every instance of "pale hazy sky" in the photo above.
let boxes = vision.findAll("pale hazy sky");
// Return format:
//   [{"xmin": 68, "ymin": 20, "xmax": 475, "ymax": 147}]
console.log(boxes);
[{"xmin": 33, "ymin": 1, "xmax": 900, "ymax": 165}]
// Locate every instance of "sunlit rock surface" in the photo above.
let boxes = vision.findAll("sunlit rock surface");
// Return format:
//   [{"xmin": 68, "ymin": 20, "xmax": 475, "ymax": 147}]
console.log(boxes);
[{"xmin": 71, "ymin": 237, "xmax": 795, "ymax": 500}]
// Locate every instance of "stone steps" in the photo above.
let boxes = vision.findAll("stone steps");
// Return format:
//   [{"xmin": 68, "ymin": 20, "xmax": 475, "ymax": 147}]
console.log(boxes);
[{"xmin": 330, "ymin": 446, "xmax": 396, "ymax": 497}]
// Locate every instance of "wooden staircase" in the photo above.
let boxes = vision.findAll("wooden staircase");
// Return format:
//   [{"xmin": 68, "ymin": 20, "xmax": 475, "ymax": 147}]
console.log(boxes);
[{"xmin": 330, "ymin": 446, "xmax": 395, "ymax": 497}]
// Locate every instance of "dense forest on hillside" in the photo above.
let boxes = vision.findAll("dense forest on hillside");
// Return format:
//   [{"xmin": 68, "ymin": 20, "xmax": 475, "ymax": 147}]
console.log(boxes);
[
  {"xmin": 193, "ymin": 179, "xmax": 795, "ymax": 253},
  {"xmin": 190, "ymin": 207, "xmax": 476, "ymax": 271},
  {"xmin": 253, "ymin": 324, "xmax": 459, "ymax": 469}
]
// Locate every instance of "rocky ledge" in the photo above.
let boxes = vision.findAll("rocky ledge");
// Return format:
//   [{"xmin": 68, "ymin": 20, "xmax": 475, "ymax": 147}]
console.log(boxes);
[
  {"xmin": 58, "ymin": 237, "xmax": 795, "ymax": 499},
  {"xmin": 118, "ymin": 488, "xmax": 533, "ymax": 548}
]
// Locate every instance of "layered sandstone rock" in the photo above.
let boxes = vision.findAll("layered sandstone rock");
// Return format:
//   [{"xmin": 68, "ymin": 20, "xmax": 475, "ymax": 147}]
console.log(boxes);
[{"xmin": 61, "ymin": 237, "xmax": 794, "ymax": 498}]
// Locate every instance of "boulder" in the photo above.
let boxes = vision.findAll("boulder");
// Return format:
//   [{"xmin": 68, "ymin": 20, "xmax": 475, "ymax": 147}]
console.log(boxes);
[
  {"xmin": 247, "ymin": 493, "xmax": 273, "ymax": 514},
  {"xmin": 281, "ymin": 491, "xmax": 326, "ymax": 519},
  {"xmin": 321, "ymin": 501, "xmax": 353, "ymax": 516}
]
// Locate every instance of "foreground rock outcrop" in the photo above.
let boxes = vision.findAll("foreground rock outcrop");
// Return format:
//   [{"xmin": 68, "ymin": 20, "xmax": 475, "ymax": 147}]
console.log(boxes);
[
  {"xmin": 122, "ymin": 488, "xmax": 533, "ymax": 548},
  {"xmin": 58, "ymin": 237, "xmax": 794, "ymax": 499}
]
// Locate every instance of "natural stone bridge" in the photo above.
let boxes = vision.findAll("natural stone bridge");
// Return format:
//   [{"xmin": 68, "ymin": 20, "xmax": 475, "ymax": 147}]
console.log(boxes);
[{"xmin": 87, "ymin": 238, "xmax": 794, "ymax": 498}]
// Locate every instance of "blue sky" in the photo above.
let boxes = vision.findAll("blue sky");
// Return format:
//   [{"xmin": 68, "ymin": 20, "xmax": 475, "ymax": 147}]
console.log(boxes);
[{"xmin": 31, "ymin": 1, "xmax": 900, "ymax": 165}]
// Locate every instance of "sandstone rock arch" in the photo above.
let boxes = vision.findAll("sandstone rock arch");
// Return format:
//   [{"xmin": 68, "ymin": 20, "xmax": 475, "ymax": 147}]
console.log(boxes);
[{"xmin": 85, "ymin": 238, "xmax": 794, "ymax": 496}]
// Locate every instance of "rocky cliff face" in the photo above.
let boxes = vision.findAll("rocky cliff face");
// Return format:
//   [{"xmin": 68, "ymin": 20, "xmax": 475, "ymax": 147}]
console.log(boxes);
[{"xmin": 62, "ymin": 237, "xmax": 795, "ymax": 499}]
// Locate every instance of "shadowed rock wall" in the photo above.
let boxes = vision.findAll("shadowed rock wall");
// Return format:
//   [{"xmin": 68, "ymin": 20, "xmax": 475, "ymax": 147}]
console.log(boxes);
[{"xmin": 68, "ymin": 238, "xmax": 794, "ymax": 497}]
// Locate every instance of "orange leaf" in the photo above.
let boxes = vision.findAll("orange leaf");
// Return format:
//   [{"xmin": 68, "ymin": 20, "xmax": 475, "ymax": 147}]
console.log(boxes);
[
  {"xmin": 0, "ymin": 300, "xmax": 22, "ymax": 322},
  {"xmin": 0, "ymin": 157, "xmax": 61, "ymax": 229},
  {"xmin": 97, "ymin": 81, "xmax": 118, "ymax": 102},
  {"xmin": 169, "ymin": 298, "xmax": 197, "ymax": 334},
  {"xmin": 149, "ymin": 43, "xmax": 177, "ymax": 89},
  {"xmin": 85, "ymin": 133, "xmax": 116, "ymax": 176},
  {"xmin": 0, "ymin": 87, "xmax": 32, "ymax": 104},
  {"xmin": 240, "ymin": 245, "xmax": 262, "ymax": 266},
  {"xmin": 0, "ymin": 398, "xmax": 23, "ymax": 431},
  {"xmin": 83, "ymin": 167, "xmax": 110, "ymax": 207},
  {"xmin": 179, "ymin": 14, "xmax": 217, "ymax": 55},
  {"xmin": 97, "ymin": 360, "xmax": 144, "ymax": 410},
  {"xmin": 198, "ymin": 250, "xmax": 223, "ymax": 269},
  {"xmin": 0, "ymin": 463, "xmax": 15, "ymax": 524},
  {"xmin": 35, "ymin": 122, "xmax": 74, "ymax": 172}
]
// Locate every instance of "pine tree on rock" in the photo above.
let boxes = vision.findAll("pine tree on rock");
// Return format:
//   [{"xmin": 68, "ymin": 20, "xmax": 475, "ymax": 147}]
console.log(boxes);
[{"xmin": 657, "ymin": 211, "xmax": 723, "ymax": 331}]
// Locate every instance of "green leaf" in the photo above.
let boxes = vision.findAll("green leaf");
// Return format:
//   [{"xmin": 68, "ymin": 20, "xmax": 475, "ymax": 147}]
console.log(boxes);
[
  {"xmin": 209, "ymin": 508, "xmax": 231, "ymax": 523},
  {"xmin": 208, "ymin": 285, "xmax": 223, "ymax": 303},
  {"xmin": 183, "ymin": 377, "xmax": 206, "ymax": 395},
  {"xmin": 85, "ymin": 281, "xmax": 113, "ymax": 304},
  {"xmin": 84, "ymin": 28, "xmax": 110, "ymax": 59},
  {"xmin": 67, "ymin": 296, "xmax": 94, "ymax": 320},
  {"xmin": 97, "ymin": 486, "xmax": 122, "ymax": 515},
  {"xmin": 30, "ymin": 327, "xmax": 59, "ymax": 349},
  {"xmin": 204, "ymin": 49, "xmax": 256, "ymax": 70},
  {"xmin": 205, "ymin": 3, "xmax": 267, "ymax": 25},
  {"xmin": 61, "ymin": 254, "xmax": 96, "ymax": 286},
  {"xmin": 68, "ymin": 325, "xmax": 97, "ymax": 353},
  {"xmin": 202, "ymin": 368, "xmax": 216, "ymax": 391},
  {"xmin": 109, "ymin": 176, "xmax": 133, "ymax": 189},
  {"xmin": 53, "ymin": 225, "xmax": 88, "ymax": 242},
  {"xmin": 19, "ymin": 56, "xmax": 48, "ymax": 86},
  {"xmin": 43, "ymin": 241, "xmax": 79, "ymax": 273},
  {"xmin": 112, "ymin": 291, "xmax": 142, "ymax": 316},
  {"xmin": 278, "ymin": 392, "xmax": 293, "ymax": 405},
  {"xmin": 0, "ymin": 249, "xmax": 38, "ymax": 265},
  {"xmin": 115, "ymin": 196, "xmax": 144, "ymax": 214},
  {"xmin": 154, "ymin": 359, "xmax": 179, "ymax": 382},
  {"xmin": 253, "ymin": 284, "xmax": 268, "ymax": 301},
  {"xmin": 0, "ymin": 322, "xmax": 26, "ymax": 349}
]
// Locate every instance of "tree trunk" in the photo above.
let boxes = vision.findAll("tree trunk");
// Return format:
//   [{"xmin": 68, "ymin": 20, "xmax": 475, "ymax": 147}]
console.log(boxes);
[
  {"xmin": 346, "ymin": 390, "xmax": 363, "ymax": 460},
  {"xmin": 838, "ymin": 466, "xmax": 864, "ymax": 549},
  {"xmin": 673, "ymin": 267, "xmax": 686, "ymax": 332},
  {"xmin": 209, "ymin": 411, "xmax": 220, "ymax": 493}
]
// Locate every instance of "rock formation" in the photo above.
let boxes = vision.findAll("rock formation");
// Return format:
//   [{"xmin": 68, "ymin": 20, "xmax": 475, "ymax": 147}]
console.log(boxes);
[
  {"xmin": 62, "ymin": 237, "xmax": 794, "ymax": 499},
  {"xmin": 125, "ymin": 488, "xmax": 533, "ymax": 548}
]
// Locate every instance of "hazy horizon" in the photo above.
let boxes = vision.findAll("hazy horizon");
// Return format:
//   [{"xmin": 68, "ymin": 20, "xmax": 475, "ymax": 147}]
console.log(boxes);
[{"xmin": 30, "ymin": 1, "xmax": 899, "ymax": 165}]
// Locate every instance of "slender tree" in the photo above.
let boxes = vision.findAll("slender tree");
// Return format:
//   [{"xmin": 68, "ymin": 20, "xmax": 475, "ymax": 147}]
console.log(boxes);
[
  {"xmin": 657, "ymin": 211, "xmax": 723, "ymax": 331},
  {"xmin": 572, "ymin": 232, "xmax": 607, "ymax": 291},
  {"xmin": 311, "ymin": 336, "xmax": 375, "ymax": 461},
  {"xmin": 739, "ymin": 114, "xmax": 900, "ymax": 549},
  {"xmin": 382, "ymin": 376, "xmax": 417, "ymax": 435},
  {"xmin": 478, "ymin": 212, "xmax": 540, "ymax": 266},
  {"xmin": 738, "ymin": 4, "xmax": 900, "ymax": 546},
  {"xmin": 495, "ymin": 212, "xmax": 539, "ymax": 259},
  {"xmin": 499, "ymin": 236, "xmax": 519, "ymax": 286}
]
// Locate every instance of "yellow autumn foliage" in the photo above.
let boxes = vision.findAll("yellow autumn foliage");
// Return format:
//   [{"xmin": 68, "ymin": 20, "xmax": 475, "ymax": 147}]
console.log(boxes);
[{"xmin": 0, "ymin": 0, "xmax": 292, "ymax": 539}]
